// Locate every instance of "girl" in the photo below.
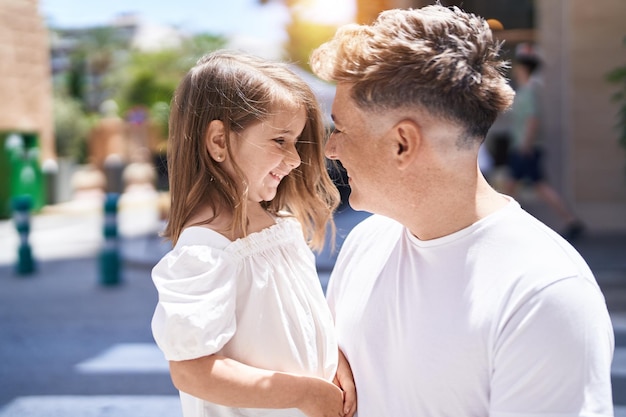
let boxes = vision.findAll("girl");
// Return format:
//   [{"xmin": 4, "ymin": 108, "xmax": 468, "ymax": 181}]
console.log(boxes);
[{"xmin": 151, "ymin": 50, "xmax": 356, "ymax": 417}]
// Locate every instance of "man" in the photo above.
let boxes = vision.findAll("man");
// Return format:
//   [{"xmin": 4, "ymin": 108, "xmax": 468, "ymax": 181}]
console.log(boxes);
[
  {"xmin": 504, "ymin": 44, "xmax": 585, "ymax": 241},
  {"xmin": 310, "ymin": 4, "xmax": 614, "ymax": 416}
]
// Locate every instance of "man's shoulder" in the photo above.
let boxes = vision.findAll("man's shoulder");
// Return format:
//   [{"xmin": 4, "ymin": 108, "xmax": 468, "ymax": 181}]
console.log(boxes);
[
  {"xmin": 329, "ymin": 215, "xmax": 405, "ymax": 297},
  {"xmin": 338, "ymin": 214, "xmax": 404, "ymax": 257}
]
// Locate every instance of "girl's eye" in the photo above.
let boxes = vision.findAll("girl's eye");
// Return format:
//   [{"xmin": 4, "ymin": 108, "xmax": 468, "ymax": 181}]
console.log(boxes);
[{"xmin": 274, "ymin": 138, "xmax": 285, "ymax": 146}]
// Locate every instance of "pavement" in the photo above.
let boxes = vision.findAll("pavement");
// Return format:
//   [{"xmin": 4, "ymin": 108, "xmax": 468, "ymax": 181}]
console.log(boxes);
[{"xmin": 0, "ymin": 194, "xmax": 625, "ymax": 416}]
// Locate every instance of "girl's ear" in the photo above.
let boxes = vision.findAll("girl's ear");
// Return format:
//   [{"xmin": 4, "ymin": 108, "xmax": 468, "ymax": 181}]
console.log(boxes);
[{"xmin": 205, "ymin": 120, "xmax": 227, "ymax": 162}]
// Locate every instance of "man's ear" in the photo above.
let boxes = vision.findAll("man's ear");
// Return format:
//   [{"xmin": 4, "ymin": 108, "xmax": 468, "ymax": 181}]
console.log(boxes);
[
  {"xmin": 393, "ymin": 119, "xmax": 421, "ymax": 170},
  {"xmin": 205, "ymin": 120, "xmax": 227, "ymax": 162}
]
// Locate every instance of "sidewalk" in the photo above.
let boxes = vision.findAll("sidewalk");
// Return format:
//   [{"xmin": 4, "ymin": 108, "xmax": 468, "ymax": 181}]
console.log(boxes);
[
  {"xmin": 0, "ymin": 193, "xmax": 167, "ymax": 268},
  {"xmin": 1, "ymin": 198, "xmax": 625, "ymax": 306}
]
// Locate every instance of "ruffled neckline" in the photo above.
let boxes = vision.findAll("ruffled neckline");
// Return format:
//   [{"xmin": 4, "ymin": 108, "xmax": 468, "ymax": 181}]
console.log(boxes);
[{"xmin": 178, "ymin": 216, "xmax": 304, "ymax": 257}]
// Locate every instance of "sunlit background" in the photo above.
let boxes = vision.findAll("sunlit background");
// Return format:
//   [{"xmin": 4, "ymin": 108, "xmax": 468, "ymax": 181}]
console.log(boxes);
[
  {"xmin": 0, "ymin": 0, "xmax": 624, "ymax": 234},
  {"xmin": 39, "ymin": 0, "xmax": 356, "ymax": 58}
]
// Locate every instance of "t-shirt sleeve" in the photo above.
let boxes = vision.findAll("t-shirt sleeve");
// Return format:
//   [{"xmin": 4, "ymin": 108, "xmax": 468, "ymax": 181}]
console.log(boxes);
[
  {"xmin": 490, "ymin": 276, "xmax": 614, "ymax": 416},
  {"xmin": 151, "ymin": 245, "xmax": 239, "ymax": 362}
]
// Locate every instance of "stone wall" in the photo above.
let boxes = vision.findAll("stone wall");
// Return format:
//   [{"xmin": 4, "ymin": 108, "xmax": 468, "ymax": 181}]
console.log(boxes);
[{"xmin": 0, "ymin": 0, "xmax": 53, "ymax": 160}]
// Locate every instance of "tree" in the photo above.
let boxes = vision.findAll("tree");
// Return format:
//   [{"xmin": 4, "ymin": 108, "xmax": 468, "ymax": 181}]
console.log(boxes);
[
  {"xmin": 51, "ymin": 24, "xmax": 225, "ymax": 161},
  {"xmin": 107, "ymin": 33, "xmax": 226, "ymax": 116},
  {"xmin": 53, "ymin": 94, "xmax": 94, "ymax": 162},
  {"xmin": 285, "ymin": 15, "xmax": 338, "ymax": 69}
]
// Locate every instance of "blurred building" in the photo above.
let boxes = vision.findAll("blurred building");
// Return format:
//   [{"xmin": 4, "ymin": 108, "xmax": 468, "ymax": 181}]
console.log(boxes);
[
  {"xmin": 0, "ymin": 0, "xmax": 54, "ymax": 159},
  {"xmin": 355, "ymin": 0, "xmax": 626, "ymax": 233},
  {"xmin": 0, "ymin": 0, "xmax": 54, "ymax": 217}
]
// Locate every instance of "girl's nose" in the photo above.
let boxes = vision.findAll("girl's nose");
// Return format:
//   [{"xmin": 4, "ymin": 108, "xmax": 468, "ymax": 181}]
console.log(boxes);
[{"xmin": 285, "ymin": 144, "xmax": 301, "ymax": 169}]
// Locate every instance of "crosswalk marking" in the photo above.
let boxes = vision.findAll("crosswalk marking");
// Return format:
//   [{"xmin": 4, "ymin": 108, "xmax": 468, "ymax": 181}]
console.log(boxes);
[
  {"xmin": 0, "ymin": 396, "xmax": 623, "ymax": 417},
  {"xmin": 73, "ymin": 341, "xmax": 626, "ymax": 377},
  {"xmin": 75, "ymin": 343, "xmax": 169, "ymax": 373},
  {"xmin": 0, "ymin": 396, "xmax": 182, "ymax": 417}
]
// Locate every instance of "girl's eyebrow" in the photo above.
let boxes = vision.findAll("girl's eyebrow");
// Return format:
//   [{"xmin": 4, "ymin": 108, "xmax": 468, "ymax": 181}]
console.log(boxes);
[{"xmin": 272, "ymin": 127, "xmax": 299, "ymax": 135}]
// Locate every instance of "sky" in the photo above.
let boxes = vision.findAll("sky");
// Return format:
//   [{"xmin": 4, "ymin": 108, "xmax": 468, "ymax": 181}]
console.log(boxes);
[{"xmin": 39, "ymin": 0, "xmax": 356, "ymax": 45}]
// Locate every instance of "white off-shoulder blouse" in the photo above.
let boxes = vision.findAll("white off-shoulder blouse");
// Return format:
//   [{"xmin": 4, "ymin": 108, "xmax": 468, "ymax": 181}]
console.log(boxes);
[{"xmin": 151, "ymin": 216, "xmax": 337, "ymax": 417}]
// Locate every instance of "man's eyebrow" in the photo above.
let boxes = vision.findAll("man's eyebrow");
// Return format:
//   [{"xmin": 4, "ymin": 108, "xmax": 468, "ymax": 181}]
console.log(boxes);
[{"xmin": 331, "ymin": 114, "xmax": 339, "ymax": 124}]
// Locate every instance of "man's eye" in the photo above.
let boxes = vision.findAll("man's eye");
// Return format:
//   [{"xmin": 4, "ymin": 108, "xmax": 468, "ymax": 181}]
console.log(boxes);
[{"xmin": 332, "ymin": 128, "xmax": 342, "ymax": 135}]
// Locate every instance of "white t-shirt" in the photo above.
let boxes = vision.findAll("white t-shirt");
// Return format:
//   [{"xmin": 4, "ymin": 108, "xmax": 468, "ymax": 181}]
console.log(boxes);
[
  {"xmin": 327, "ymin": 199, "xmax": 614, "ymax": 417},
  {"xmin": 152, "ymin": 217, "xmax": 337, "ymax": 417}
]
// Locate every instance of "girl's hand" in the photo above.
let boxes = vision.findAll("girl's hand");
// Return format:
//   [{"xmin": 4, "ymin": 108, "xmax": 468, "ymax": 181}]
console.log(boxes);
[
  {"xmin": 333, "ymin": 349, "xmax": 357, "ymax": 417},
  {"xmin": 298, "ymin": 376, "xmax": 345, "ymax": 417}
]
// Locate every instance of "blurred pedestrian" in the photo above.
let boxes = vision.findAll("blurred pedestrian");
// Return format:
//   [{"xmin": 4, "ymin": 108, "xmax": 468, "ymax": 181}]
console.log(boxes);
[
  {"xmin": 504, "ymin": 43, "xmax": 585, "ymax": 241},
  {"xmin": 310, "ymin": 5, "xmax": 614, "ymax": 416},
  {"xmin": 150, "ymin": 50, "xmax": 355, "ymax": 417}
]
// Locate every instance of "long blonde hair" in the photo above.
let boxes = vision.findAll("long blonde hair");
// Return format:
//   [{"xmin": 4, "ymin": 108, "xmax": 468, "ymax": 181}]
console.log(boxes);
[{"xmin": 165, "ymin": 50, "xmax": 339, "ymax": 250}]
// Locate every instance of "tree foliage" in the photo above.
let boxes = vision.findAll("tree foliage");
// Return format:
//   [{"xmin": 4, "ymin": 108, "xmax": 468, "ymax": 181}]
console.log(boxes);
[
  {"xmin": 52, "ymin": 94, "xmax": 95, "ymax": 162},
  {"xmin": 282, "ymin": 0, "xmax": 340, "ymax": 70},
  {"xmin": 106, "ymin": 33, "xmax": 225, "ymax": 116},
  {"xmin": 285, "ymin": 17, "xmax": 338, "ymax": 69},
  {"xmin": 51, "ymin": 27, "xmax": 225, "ymax": 158}
]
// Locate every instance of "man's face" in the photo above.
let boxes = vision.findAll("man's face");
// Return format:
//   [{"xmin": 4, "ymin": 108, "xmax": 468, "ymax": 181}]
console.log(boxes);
[{"xmin": 326, "ymin": 83, "xmax": 391, "ymax": 212}]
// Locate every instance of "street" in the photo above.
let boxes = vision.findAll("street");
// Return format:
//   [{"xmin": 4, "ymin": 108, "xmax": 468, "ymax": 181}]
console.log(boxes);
[{"xmin": 0, "ymin": 204, "xmax": 625, "ymax": 416}]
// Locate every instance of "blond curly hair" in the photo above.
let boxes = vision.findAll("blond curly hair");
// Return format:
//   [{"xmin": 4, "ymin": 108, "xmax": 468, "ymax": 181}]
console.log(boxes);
[{"xmin": 310, "ymin": 4, "xmax": 514, "ymax": 141}]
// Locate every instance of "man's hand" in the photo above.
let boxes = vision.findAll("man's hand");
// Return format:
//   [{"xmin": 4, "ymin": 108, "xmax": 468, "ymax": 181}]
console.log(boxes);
[{"xmin": 333, "ymin": 349, "xmax": 357, "ymax": 417}]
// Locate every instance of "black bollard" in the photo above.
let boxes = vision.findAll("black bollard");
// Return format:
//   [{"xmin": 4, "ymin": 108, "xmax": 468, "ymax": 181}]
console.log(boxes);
[
  {"xmin": 42, "ymin": 159, "xmax": 58, "ymax": 206},
  {"xmin": 12, "ymin": 195, "xmax": 35, "ymax": 275},
  {"xmin": 99, "ymin": 193, "xmax": 121, "ymax": 286}
]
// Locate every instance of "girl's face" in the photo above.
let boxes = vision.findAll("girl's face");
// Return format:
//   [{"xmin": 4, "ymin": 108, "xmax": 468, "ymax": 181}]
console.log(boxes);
[{"xmin": 230, "ymin": 106, "xmax": 306, "ymax": 203}]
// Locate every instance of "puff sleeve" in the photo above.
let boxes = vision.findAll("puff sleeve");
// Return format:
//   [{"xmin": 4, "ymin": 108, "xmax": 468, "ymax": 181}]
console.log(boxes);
[{"xmin": 151, "ymin": 244, "xmax": 239, "ymax": 362}]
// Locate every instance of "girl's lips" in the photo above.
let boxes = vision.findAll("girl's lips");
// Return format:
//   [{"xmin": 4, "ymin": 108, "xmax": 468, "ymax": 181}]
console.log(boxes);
[{"xmin": 270, "ymin": 171, "xmax": 283, "ymax": 181}]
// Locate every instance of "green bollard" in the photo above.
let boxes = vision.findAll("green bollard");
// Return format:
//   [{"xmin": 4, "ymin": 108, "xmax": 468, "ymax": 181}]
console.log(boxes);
[
  {"xmin": 12, "ymin": 195, "xmax": 35, "ymax": 275},
  {"xmin": 99, "ymin": 193, "xmax": 121, "ymax": 286}
]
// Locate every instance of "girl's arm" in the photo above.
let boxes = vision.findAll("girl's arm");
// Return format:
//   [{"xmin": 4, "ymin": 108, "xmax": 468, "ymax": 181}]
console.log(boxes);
[{"xmin": 169, "ymin": 354, "xmax": 346, "ymax": 417}]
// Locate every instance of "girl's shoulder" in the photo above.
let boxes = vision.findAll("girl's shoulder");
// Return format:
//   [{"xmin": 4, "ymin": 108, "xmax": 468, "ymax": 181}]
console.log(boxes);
[
  {"xmin": 155, "ymin": 226, "xmax": 235, "ymax": 279},
  {"xmin": 176, "ymin": 225, "xmax": 232, "ymax": 249}
]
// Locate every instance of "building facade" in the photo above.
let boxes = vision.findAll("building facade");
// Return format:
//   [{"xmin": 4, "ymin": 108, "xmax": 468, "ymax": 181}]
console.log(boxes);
[
  {"xmin": 0, "ymin": 0, "xmax": 53, "ymax": 160},
  {"xmin": 0, "ymin": 0, "xmax": 53, "ymax": 216}
]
